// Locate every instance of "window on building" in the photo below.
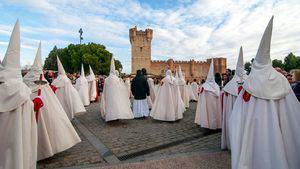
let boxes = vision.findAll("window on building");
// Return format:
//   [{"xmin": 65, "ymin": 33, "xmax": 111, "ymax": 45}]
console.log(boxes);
[{"xmin": 140, "ymin": 47, "xmax": 142, "ymax": 52}]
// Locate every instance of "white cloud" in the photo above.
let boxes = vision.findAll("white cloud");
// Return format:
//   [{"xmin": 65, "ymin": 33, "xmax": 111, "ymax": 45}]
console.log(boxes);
[{"xmin": 1, "ymin": 0, "xmax": 299, "ymax": 72}]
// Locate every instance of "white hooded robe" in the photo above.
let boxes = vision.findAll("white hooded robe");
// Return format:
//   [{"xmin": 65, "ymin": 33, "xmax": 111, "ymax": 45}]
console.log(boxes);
[
  {"xmin": 0, "ymin": 20, "xmax": 37, "ymax": 169},
  {"xmin": 230, "ymin": 16, "xmax": 300, "ymax": 169},
  {"xmin": 100, "ymin": 57, "xmax": 134, "ymax": 121},
  {"xmin": 75, "ymin": 64, "xmax": 90, "ymax": 106},
  {"xmin": 23, "ymin": 42, "xmax": 81, "ymax": 161},
  {"xmin": 195, "ymin": 59, "xmax": 222, "ymax": 129},
  {"xmin": 52, "ymin": 57, "xmax": 86, "ymax": 119}
]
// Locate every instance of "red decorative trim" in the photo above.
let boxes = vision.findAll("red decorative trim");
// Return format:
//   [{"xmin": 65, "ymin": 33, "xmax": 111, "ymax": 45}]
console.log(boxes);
[
  {"xmin": 238, "ymin": 86, "xmax": 243, "ymax": 95},
  {"xmin": 243, "ymin": 90, "xmax": 251, "ymax": 102}
]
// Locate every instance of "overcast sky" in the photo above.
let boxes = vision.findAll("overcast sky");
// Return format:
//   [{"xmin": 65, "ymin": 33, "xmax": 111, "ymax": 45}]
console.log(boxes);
[{"xmin": 0, "ymin": 0, "xmax": 299, "ymax": 73}]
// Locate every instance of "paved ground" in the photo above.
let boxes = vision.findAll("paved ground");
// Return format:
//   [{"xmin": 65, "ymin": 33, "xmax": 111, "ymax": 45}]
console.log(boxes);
[
  {"xmin": 89, "ymin": 152, "xmax": 231, "ymax": 169},
  {"xmin": 37, "ymin": 102, "xmax": 230, "ymax": 169}
]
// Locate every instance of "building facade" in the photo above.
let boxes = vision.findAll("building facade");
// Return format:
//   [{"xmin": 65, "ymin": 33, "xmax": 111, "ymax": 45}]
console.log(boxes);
[{"xmin": 129, "ymin": 26, "xmax": 227, "ymax": 81}]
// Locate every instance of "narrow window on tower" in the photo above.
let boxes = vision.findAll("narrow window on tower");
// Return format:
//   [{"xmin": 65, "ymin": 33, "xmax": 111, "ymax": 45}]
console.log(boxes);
[{"xmin": 140, "ymin": 47, "xmax": 142, "ymax": 52}]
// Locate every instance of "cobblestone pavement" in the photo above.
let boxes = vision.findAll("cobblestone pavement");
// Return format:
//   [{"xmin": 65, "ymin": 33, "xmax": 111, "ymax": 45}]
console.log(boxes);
[
  {"xmin": 37, "ymin": 102, "xmax": 226, "ymax": 169},
  {"xmin": 37, "ymin": 124, "xmax": 106, "ymax": 169}
]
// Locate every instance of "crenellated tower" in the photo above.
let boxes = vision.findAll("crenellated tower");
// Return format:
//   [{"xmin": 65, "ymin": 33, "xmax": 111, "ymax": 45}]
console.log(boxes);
[{"xmin": 129, "ymin": 26, "xmax": 153, "ymax": 74}]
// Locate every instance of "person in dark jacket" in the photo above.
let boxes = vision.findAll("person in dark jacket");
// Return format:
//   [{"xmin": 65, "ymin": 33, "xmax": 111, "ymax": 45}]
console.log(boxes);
[{"xmin": 131, "ymin": 70, "xmax": 150, "ymax": 118}]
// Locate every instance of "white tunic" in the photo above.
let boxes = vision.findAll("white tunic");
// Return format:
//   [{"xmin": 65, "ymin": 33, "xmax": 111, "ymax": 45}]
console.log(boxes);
[
  {"xmin": 0, "ymin": 99, "xmax": 37, "ymax": 169},
  {"xmin": 75, "ymin": 76, "xmax": 90, "ymax": 106},
  {"xmin": 100, "ymin": 75, "xmax": 134, "ymax": 121},
  {"xmin": 221, "ymin": 93, "xmax": 237, "ymax": 150},
  {"xmin": 191, "ymin": 82, "xmax": 199, "ymax": 101},
  {"xmin": 150, "ymin": 76, "xmax": 183, "ymax": 121},
  {"xmin": 86, "ymin": 76, "xmax": 97, "ymax": 102},
  {"xmin": 52, "ymin": 75, "xmax": 86, "ymax": 119},
  {"xmin": 188, "ymin": 84, "xmax": 197, "ymax": 101},
  {"xmin": 230, "ymin": 90, "xmax": 300, "ymax": 169},
  {"xmin": 33, "ymin": 85, "xmax": 81, "ymax": 160},
  {"xmin": 195, "ymin": 87, "xmax": 222, "ymax": 129}
]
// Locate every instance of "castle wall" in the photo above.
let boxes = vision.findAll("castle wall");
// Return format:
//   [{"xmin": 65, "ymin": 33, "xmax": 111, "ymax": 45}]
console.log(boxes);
[{"xmin": 129, "ymin": 27, "xmax": 227, "ymax": 82}]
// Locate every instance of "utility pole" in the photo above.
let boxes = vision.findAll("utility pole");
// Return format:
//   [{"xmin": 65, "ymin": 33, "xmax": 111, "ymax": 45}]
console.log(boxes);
[{"xmin": 78, "ymin": 28, "xmax": 83, "ymax": 44}]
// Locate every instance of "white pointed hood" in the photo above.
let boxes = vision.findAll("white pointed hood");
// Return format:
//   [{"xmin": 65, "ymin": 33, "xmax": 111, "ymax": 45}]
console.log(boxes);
[
  {"xmin": 110, "ymin": 56, "xmax": 116, "ymax": 76},
  {"xmin": 243, "ymin": 16, "xmax": 290, "ymax": 100},
  {"xmin": 0, "ymin": 20, "xmax": 32, "ymax": 112},
  {"xmin": 80, "ymin": 64, "xmax": 85, "ymax": 77},
  {"xmin": 0, "ymin": 19, "xmax": 22, "ymax": 80},
  {"xmin": 57, "ymin": 56, "xmax": 66, "ymax": 76},
  {"xmin": 202, "ymin": 59, "xmax": 220, "ymax": 96},
  {"xmin": 24, "ymin": 42, "xmax": 47, "ymax": 92},
  {"xmin": 86, "ymin": 65, "xmax": 96, "ymax": 81},
  {"xmin": 178, "ymin": 66, "xmax": 186, "ymax": 85},
  {"xmin": 223, "ymin": 46, "xmax": 247, "ymax": 96}
]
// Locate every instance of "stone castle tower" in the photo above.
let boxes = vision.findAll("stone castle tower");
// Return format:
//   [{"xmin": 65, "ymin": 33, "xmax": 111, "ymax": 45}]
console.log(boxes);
[
  {"xmin": 129, "ymin": 26, "xmax": 227, "ymax": 80},
  {"xmin": 129, "ymin": 26, "xmax": 153, "ymax": 74}
]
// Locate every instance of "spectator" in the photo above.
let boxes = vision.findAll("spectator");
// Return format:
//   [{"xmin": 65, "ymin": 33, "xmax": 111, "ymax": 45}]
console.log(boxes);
[{"xmin": 131, "ymin": 70, "xmax": 150, "ymax": 118}]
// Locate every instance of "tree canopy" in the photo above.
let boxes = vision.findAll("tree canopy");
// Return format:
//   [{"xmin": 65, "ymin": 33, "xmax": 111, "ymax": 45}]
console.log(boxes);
[
  {"xmin": 244, "ymin": 53, "xmax": 300, "ymax": 74},
  {"xmin": 44, "ymin": 43, "xmax": 122, "ymax": 75}
]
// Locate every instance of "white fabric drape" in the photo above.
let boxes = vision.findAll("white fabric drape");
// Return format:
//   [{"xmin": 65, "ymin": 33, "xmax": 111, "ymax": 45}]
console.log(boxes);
[
  {"xmin": 133, "ymin": 99, "xmax": 149, "ymax": 118},
  {"xmin": 33, "ymin": 85, "xmax": 81, "ymax": 160},
  {"xmin": 195, "ymin": 89, "xmax": 222, "ymax": 129},
  {"xmin": 52, "ymin": 75, "xmax": 86, "ymax": 119},
  {"xmin": 230, "ymin": 90, "xmax": 300, "ymax": 169},
  {"xmin": 0, "ymin": 100, "xmax": 37, "ymax": 169},
  {"xmin": 221, "ymin": 93, "xmax": 237, "ymax": 150}
]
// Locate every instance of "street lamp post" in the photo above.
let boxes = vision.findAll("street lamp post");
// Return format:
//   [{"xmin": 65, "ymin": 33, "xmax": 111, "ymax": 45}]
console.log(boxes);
[{"xmin": 78, "ymin": 28, "xmax": 83, "ymax": 44}]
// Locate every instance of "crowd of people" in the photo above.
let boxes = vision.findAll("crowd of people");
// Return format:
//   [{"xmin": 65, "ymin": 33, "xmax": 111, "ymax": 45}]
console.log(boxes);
[{"xmin": 1, "ymin": 17, "xmax": 300, "ymax": 169}]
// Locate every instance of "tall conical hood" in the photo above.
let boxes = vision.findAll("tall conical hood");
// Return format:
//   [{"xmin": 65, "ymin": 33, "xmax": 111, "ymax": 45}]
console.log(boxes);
[
  {"xmin": 89, "ymin": 65, "xmax": 95, "ymax": 76},
  {"xmin": 31, "ymin": 41, "xmax": 43, "ymax": 71},
  {"xmin": 86, "ymin": 65, "xmax": 96, "ymax": 81},
  {"xmin": 243, "ymin": 16, "xmax": 290, "ymax": 99},
  {"xmin": 235, "ymin": 46, "xmax": 245, "ymax": 81},
  {"xmin": 206, "ymin": 59, "xmax": 214, "ymax": 82},
  {"xmin": 23, "ymin": 42, "xmax": 47, "ymax": 91},
  {"xmin": 110, "ymin": 56, "xmax": 116, "ymax": 75},
  {"xmin": 223, "ymin": 46, "xmax": 246, "ymax": 96},
  {"xmin": 80, "ymin": 64, "xmax": 85, "ymax": 77},
  {"xmin": 0, "ymin": 20, "xmax": 32, "ymax": 112},
  {"xmin": 202, "ymin": 58, "xmax": 220, "ymax": 96},
  {"xmin": 1, "ymin": 20, "xmax": 20, "ymax": 71},
  {"xmin": 57, "ymin": 56, "xmax": 66, "ymax": 75},
  {"xmin": 255, "ymin": 16, "xmax": 273, "ymax": 66}
]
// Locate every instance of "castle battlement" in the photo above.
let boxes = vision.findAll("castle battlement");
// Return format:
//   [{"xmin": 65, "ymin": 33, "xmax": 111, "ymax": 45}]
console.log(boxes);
[{"xmin": 130, "ymin": 26, "xmax": 227, "ymax": 80}]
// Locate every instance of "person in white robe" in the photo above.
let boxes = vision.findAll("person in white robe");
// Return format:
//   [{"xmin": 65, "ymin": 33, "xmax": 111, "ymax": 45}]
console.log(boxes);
[
  {"xmin": 150, "ymin": 70, "xmax": 184, "ymax": 121},
  {"xmin": 195, "ymin": 59, "xmax": 222, "ymax": 129},
  {"xmin": 52, "ymin": 57, "xmax": 86, "ymax": 119},
  {"xmin": 190, "ymin": 80, "xmax": 199, "ymax": 101},
  {"xmin": 0, "ymin": 20, "xmax": 37, "ymax": 169},
  {"xmin": 178, "ymin": 66, "xmax": 190, "ymax": 108},
  {"xmin": 124, "ymin": 77, "xmax": 132, "ymax": 98},
  {"xmin": 75, "ymin": 64, "xmax": 90, "ymax": 106},
  {"xmin": 100, "ymin": 57, "xmax": 134, "ymax": 121},
  {"xmin": 230, "ymin": 16, "xmax": 300, "ymax": 169},
  {"xmin": 86, "ymin": 65, "xmax": 97, "ymax": 102},
  {"xmin": 173, "ymin": 69, "xmax": 186, "ymax": 114},
  {"xmin": 23, "ymin": 42, "xmax": 81, "ymax": 160},
  {"xmin": 187, "ymin": 82, "xmax": 197, "ymax": 101},
  {"xmin": 221, "ymin": 46, "xmax": 246, "ymax": 150},
  {"xmin": 147, "ymin": 77, "xmax": 156, "ymax": 103}
]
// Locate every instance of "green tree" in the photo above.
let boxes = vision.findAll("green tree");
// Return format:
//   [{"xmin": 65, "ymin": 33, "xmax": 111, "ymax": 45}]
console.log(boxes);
[
  {"xmin": 284, "ymin": 53, "xmax": 300, "ymax": 72},
  {"xmin": 44, "ymin": 43, "xmax": 123, "ymax": 75},
  {"xmin": 272, "ymin": 59, "xmax": 284, "ymax": 69}
]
